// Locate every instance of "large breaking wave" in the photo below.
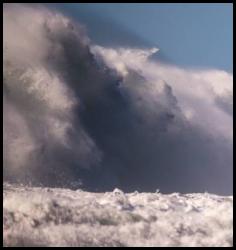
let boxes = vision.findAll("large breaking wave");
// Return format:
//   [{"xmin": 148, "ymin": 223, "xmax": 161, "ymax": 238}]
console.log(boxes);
[{"xmin": 3, "ymin": 4, "xmax": 233, "ymax": 195}]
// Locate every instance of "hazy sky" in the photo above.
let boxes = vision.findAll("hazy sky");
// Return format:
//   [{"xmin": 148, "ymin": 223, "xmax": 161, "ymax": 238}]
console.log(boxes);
[{"xmin": 51, "ymin": 3, "xmax": 233, "ymax": 72}]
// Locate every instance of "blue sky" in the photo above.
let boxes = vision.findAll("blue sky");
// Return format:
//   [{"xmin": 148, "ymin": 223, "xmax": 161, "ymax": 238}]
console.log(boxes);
[{"xmin": 51, "ymin": 3, "xmax": 232, "ymax": 72}]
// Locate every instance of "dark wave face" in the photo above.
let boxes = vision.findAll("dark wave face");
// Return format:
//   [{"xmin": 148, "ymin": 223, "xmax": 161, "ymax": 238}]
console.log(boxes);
[{"xmin": 3, "ymin": 4, "xmax": 233, "ymax": 195}]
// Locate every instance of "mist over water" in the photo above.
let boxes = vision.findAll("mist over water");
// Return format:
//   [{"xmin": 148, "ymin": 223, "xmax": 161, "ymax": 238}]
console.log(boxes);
[{"xmin": 3, "ymin": 4, "xmax": 233, "ymax": 195}]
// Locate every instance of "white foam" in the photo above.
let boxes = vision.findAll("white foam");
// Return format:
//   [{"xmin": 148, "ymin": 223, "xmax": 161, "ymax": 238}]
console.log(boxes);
[{"xmin": 3, "ymin": 184, "xmax": 233, "ymax": 247}]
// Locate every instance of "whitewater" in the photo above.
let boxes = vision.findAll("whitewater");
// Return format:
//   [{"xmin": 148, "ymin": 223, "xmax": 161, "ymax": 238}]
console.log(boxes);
[
  {"xmin": 3, "ymin": 4, "xmax": 233, "ymax": 247},
  {"xmin": 3, "ymin": 184, "xmax": 233, "ymax": 247}
]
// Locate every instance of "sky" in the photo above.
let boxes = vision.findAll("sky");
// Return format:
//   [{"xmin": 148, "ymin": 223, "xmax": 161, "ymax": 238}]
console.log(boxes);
[{"xmin": 50, "ymin": 3, "xmax": 233, "ymax": 72}]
